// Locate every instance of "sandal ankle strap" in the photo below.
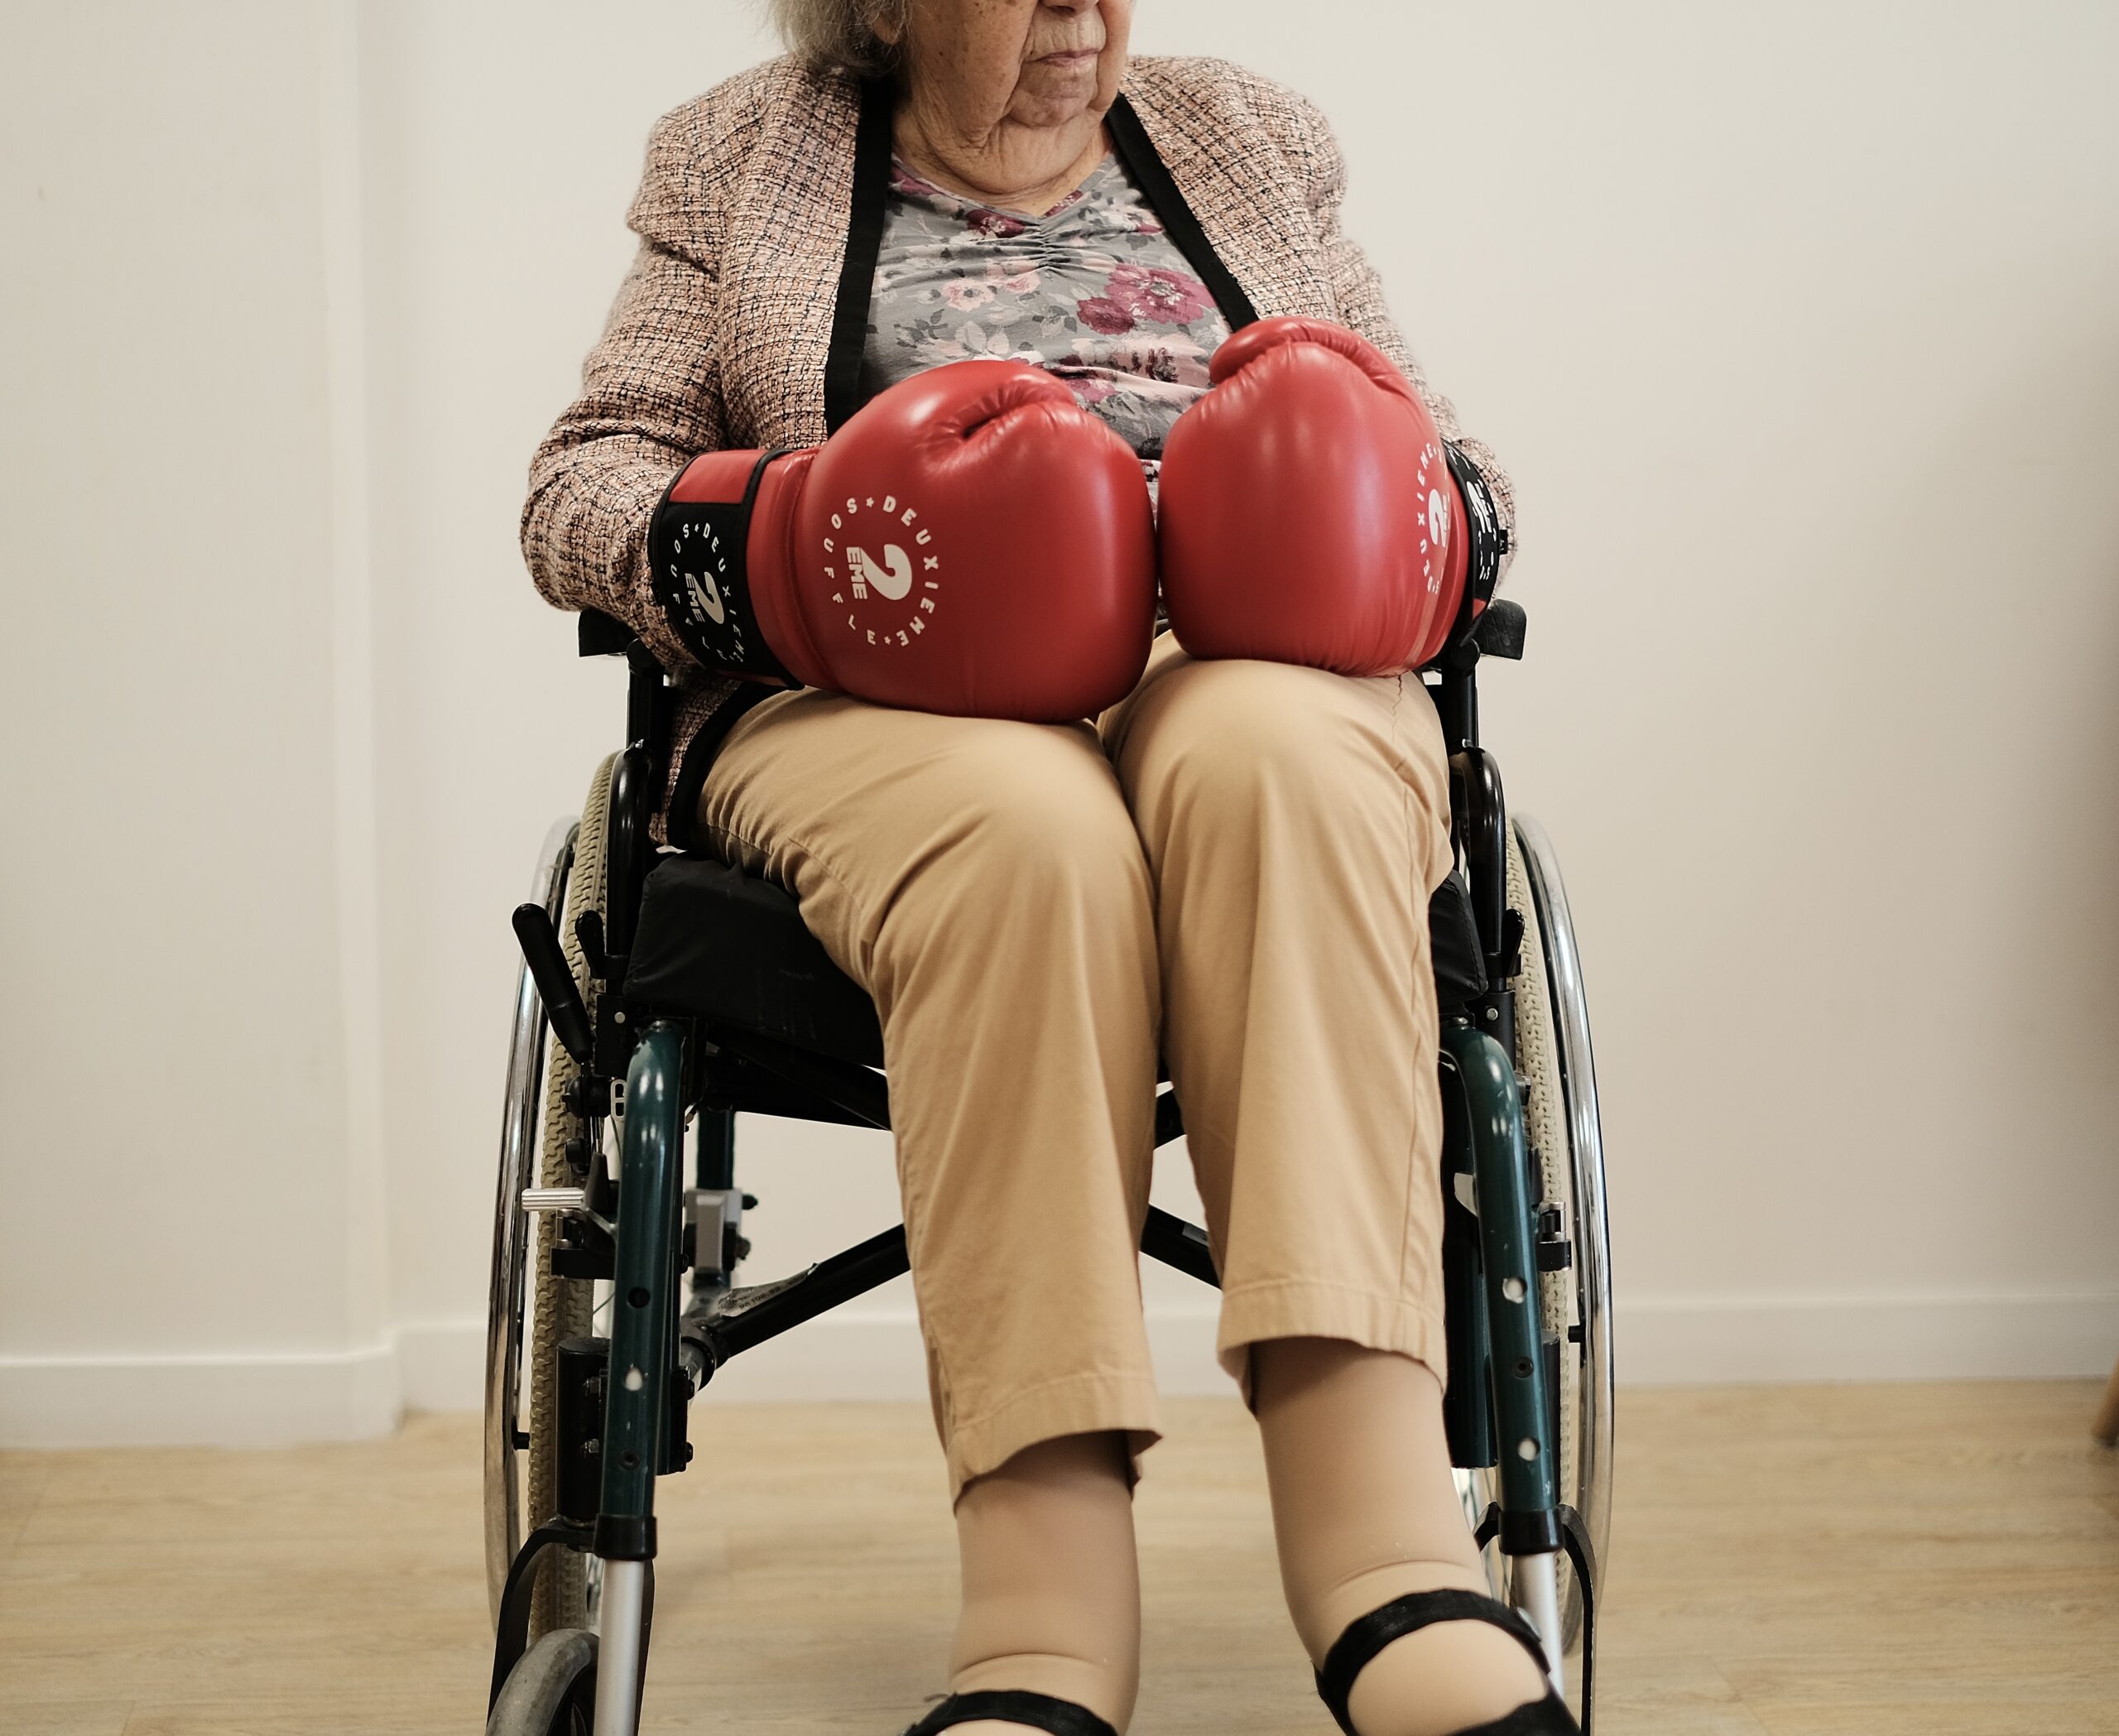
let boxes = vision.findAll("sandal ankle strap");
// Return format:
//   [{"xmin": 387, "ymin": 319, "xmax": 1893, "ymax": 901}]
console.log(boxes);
[
  {"xmin": 902, "ymin": 1688, "xmax": 1119, "ymax": 1736},
  {"xmin": 1315, "ymin": 1588, "xmax": 1564, "ymax": 1736}
]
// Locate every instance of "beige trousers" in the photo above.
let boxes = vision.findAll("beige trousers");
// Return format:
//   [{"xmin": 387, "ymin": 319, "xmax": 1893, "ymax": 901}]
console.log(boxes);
[{"xmin": 696, "ymin": 632, "xmax": 1456, "ymax": 1499}]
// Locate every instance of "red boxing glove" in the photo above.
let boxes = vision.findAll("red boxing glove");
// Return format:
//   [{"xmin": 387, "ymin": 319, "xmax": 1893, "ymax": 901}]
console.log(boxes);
[
  {"xmin": 648, "ymin": 360, "xmax": 1157, "ymax": 720},
  {"xmin": 1158, "ymin": 316, "xmax": 1467, "ymax": 676}
]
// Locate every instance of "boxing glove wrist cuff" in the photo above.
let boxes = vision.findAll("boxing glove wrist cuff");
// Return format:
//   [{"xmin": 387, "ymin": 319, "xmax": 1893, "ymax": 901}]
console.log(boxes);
[
  {"xmin": 1444, "ymin": 441, "xmax": 1508, "ymax": 606},
  {"xmin": 647, "ymin": 448, "xmax": 800, "ymax": 685},
  {"xmin": 1440, "ymin": 440, "xmax": 1511, "ymax": 651}
]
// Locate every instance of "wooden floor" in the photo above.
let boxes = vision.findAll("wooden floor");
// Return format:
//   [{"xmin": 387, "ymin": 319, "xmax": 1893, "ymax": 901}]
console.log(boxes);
[{"xmin": 3, "ymin": 1382, "xmax": 2115, "ymax": 1734}]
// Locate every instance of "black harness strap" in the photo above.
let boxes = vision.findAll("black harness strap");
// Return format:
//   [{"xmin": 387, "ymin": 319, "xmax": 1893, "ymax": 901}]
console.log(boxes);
[
  {"xmin": 822, "ymin": 84, "xmax": 1260, "ymax": 427},
  {"xmin": 665, "ymin": 682, "xmax": 773, "ymax": 854},
  {"xmin": 1104, "ymin": 93, "xmax": 1259, "ymax": 332},
  {"xmin": 823, "ymin": 75, "xmax": 897, "ymax": 435}
]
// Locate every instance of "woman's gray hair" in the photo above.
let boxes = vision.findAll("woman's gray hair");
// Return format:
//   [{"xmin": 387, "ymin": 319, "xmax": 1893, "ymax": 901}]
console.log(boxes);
[{"xmin": 767, "ymin": 0, "xmax": 911, "ymax": 78}]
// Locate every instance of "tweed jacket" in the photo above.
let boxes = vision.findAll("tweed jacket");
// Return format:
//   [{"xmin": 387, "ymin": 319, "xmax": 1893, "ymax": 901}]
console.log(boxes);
[{"xmin": 521, "ymin": 53, "xmax": 1515, "ymax": 847}]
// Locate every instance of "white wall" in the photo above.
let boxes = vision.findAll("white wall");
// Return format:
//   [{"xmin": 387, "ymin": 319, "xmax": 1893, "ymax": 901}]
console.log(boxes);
[
  {"xmin": 3, "ymin": 0, "xmax": 2115, "ymax": 1445},
  {"xmin": 0, "ymin": 1, "xmax": 394, "ymax": 1441}
]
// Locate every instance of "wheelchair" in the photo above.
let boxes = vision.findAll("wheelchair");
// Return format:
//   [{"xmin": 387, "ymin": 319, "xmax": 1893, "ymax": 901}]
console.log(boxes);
[{"xmin": 481, "ymin": 600, "xmax": 1613, "ymax": 1736}]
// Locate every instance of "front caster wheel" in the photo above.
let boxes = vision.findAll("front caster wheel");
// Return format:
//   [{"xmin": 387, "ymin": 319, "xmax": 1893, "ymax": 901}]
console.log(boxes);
[{"xmin": 487, "ymin": 1627, "xmax": 597, "ymax": 1736}]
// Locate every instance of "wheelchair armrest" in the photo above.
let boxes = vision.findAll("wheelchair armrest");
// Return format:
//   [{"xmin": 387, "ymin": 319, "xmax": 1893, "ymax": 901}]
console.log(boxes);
[
  {"xmin": 578, "ymin": 608, "xmax": 636, "ymax": 658},
  {"xmin": 1471, "ymin": 599, "xmax": 1526, "ymax": 661}
]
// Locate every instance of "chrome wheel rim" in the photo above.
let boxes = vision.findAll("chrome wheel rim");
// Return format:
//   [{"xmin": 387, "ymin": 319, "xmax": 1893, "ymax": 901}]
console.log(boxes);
[
  {"xmin": 1514, "ymin": 815, "xmax": 1614, "ymax": 1614},
  {"xmin": 485, "ymin": 815, "xmax": 578, "ymax": 1625}
]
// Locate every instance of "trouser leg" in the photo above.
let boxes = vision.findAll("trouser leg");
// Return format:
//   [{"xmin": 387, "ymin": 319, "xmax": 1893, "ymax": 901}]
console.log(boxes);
[
  {"xmin": 1102, "ymin": 637, "xmax": 1546, "ymax": 1734},
  {"xmin": 698, "ymin": 692, "xmax": 1156, "ymax": 1731},
  {"xmin": 697, "ymin": 690, "xmax": 1164, "ymax": 1497},
  {"xmin": 1100, "ymin": 635, "xmax": 1458, "ymax": 1397}
]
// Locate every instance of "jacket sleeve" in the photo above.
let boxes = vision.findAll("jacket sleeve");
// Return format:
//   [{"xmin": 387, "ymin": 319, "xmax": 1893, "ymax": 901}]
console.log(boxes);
[
  {"xmin": 520, "ymin": 105, "xmax": 730, "ymax": 673},
  {"xmin": 1270, "ymin": 84, "xmax": 1517, "ymax": 574}
]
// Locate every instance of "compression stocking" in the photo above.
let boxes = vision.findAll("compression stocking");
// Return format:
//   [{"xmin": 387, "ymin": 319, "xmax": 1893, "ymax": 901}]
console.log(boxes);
[
  {"xmin": 944, "ymin": 1431, "xmax": 1141, "ymax": 1736},
  {"xmin": 1251, "ymin": 1339, "xmax": 1551, "ymax": 1736}
]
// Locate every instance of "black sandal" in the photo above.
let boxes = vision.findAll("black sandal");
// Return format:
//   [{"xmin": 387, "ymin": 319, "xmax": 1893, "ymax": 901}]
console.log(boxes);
[
  {"xmin": 1316, "ymin": 1589, "xmax": 1580, "ymax": 1736},
  {"xmin": 901, "ymin": 1689, "xmax": 1119, "ymax": 1736}
]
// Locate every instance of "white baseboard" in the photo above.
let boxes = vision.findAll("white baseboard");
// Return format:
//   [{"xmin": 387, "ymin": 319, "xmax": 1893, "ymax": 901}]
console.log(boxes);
[
  {"xmin": 1614, "ymin": 1288, "xmax": 2119, "ymax": 1383},
  {"xmin": 5, "ymin": 1291, "xmax": 2112, "ymax": 1447},
  {"xmin": 398, "ymin": 1302, "xmax": 1237, "ymax": 1412},
  {"xmin": 0, "ymin": 1340, "xmax": 402, "ymax": 1449}
]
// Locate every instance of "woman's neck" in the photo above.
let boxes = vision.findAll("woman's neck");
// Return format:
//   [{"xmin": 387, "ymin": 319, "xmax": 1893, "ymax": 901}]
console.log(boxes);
[{"xmin": 890, "ymin": 99, "xmax": 1111, "ymax": 217}]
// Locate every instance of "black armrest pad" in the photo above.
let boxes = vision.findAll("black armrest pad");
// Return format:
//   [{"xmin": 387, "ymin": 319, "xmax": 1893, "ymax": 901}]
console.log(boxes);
[
  {"xmin": 1472, "ymin": 600, "xmax": 1526, "ymax": 661},
  {"xmin": 578, "ymin": 608, "xmax": 636, "ymax": 659}
]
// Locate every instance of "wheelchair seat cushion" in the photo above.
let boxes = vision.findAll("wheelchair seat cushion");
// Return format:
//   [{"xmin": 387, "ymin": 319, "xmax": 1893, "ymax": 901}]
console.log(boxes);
[
  {"xmin": 1427, "ymin": 868, "xmax": 1487, "ymax": 1008},
  {"xmin": 623, "ymin": 855, "xmax": 887, "ymax": 1066},
  {"xmin": 622, "ymin": 853, "xmax": 1487, "ymax": 1072}
]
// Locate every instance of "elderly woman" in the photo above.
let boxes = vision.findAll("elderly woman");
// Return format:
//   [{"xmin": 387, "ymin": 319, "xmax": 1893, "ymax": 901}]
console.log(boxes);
[{"xmin": 522, "ymin": 3, "xmax": 1564, "ymax": 1736}]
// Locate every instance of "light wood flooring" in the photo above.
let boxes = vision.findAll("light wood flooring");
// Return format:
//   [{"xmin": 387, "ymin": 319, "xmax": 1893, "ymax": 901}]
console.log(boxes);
[{"xmin": 3, "ymin": 1381, "xmax": 2115, "ymax": 1734}]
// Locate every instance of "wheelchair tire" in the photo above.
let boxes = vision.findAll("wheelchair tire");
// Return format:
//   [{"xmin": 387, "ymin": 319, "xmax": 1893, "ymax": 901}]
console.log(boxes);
[
  {"xmin": 1502, "ymin": 815, "xmax": 1614, "ymax": 1652},
  {"xmin": 485, "ymin": 754, "xmax": 618, "ymax": 1637},
  {"xmin": 486, "ymin": 1627, "xmax": 597, "ymax": 1736},
  {"xmin": 525, "ymin": 753, "xmax": 620, "ymax": 1637}
]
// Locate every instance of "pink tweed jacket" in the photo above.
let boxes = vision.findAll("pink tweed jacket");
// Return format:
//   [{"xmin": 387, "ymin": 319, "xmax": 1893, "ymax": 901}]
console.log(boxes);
[{"xmin": 521, "ymin": 53, "xmax": 1515, "ymax": 845}]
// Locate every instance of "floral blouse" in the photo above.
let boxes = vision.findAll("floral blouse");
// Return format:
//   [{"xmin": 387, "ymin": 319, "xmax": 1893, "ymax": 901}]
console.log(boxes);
[{"xmin": 860, "ymin": 151, "xmax": 1233, "ymax": 467}]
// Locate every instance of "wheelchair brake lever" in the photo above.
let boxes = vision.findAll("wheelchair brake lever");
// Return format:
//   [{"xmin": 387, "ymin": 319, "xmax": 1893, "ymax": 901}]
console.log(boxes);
[
  {"xmin": 574, "ymin": 909, "xmax": 616, "ymax": 984},
  {"xmin": 512, "ymin": 902, "xmax": 594, "ymax": 1065}
]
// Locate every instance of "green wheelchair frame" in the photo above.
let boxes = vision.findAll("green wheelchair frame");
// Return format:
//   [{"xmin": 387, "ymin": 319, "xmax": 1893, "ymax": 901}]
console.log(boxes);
[{"xmin": 482, "ymin": 601, "xmax": 1613, "ymax": 1736}]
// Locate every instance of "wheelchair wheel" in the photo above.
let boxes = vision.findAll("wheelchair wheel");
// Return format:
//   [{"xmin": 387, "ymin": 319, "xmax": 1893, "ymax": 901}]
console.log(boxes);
[
  {"xmin": 485, "ymin": 753, "xmax": 617, "ymax": 1635},
  {"xmin": 486, "ymin": 1627, "xmax": 597, "ymax": 1736},
  {"xmin": 1502, "ymin": 815, "xmax": 1614, "ymax": 1651}
]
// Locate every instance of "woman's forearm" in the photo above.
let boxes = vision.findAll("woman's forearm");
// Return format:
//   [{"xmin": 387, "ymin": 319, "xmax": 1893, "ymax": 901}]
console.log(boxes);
[{"xmin": 521, "ymin": 109, "xmax": 733, "ymax": 670}]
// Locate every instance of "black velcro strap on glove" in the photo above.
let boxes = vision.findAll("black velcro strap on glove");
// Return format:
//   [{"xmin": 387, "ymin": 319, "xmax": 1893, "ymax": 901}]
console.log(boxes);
[
  {"xmin": 1437, "ymin": 440, "xmax": 1512, "ymax": 657},
  {"xmin": 646, "ymin": 448, "xmax": 798, "ymax": 684}
]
